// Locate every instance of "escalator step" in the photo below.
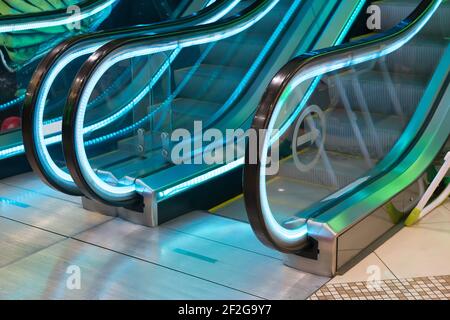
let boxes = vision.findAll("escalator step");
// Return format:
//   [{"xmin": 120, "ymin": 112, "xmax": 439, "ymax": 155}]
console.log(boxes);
[
  {"xmin": 377, "ymin": 37, "xmax": 448, "ymax": 76},
  {"xmin": 277, "ymin": 149, "xmax": 370, "ymax": 189},
  {"xmin": 326, "ymin": 70, "xmax": 426, "ymax": 117},
  {"xmin": 324, "ymin": 108, "xmax": 403, "ymax": 158}
]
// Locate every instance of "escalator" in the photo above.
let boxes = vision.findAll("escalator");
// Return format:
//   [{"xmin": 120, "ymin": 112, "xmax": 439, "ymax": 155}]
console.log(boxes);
[
  {"xmin": 0, "ymin": 0, "xmax": 119, "ymax": 173},
  {"xmin": 48, "ymin": 0, "xmax": 367, "ymax": 225},
  {"xmin": 57, "ymin": 0, "xmax": 449, "ymax": 276},
  {"xmin": 240, "ymin": 0, "xmax": 449, "ymax": 275},
  {"xmin": 20, "ymin": 0, "xmax": 240, "ymax": 194},
  {"xmin": 21, "ymin": 0, "xmax": 448, "ymax": 277},
  {"xmin": 1, "ymin": 0, "xmax": 213, "ymax": 178}
]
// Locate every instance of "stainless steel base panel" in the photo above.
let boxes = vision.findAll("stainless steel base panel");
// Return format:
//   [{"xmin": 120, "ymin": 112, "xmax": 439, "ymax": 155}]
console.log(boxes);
[
  {"xmin": 82, "ymin": 193, "xmax": 158, "ymax": 227},
  {"xmin": 284, "ymin": 178, "xmax": 425, "ymax": 277}
]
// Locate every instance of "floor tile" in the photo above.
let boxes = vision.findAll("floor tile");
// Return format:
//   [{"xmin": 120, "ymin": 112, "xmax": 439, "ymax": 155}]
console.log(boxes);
[
  {"xmin": 0, "ymin": 239, "xmax": 256, "ymax": 300},
  {"xmin": 0, "ymin": 217, "xmax": 64, "ymax": 268},
  {"xmin": 417, "ymin": 204, "xmax": 450, "ymax": 224},
  {"xmin": 0, "ymin": 172, "xmax": 81, "ymax": 205},
  {"xmin": 375, "ymin": 221, "xmax": 450, "ymax": 278},
  {"xmin": 76, "ymin": 218, "xmax": 329, "ymax": 300},
  {"xmin": 164, "ymin": 211, "xmax": 282, "ymax": 259},
  {"xmin": 329, "ymin": 253, "xmax": 396, "ymax": 284},
  {"xmin": 310, "ymin": 275, "xmax": 450, "ymax": 300},
  {"xmin": 442, "ymin": 199, "xmax": 450, "ymax": 211},
  {"xmin": 0, "ymin": 184, "xmax": 112, "ymax": 236}
]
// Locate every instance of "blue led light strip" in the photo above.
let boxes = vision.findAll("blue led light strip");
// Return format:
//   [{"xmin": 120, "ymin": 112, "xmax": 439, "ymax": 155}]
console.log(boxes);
[
  {"xmin": 156, "ymin": 0, "xmax": 367, "ymax": 201},
  {"xmin": 85, "ymin": 41, "xmax": 217, "ymax": 146},
  {"xmin": 158, "ymin": 158, "xmax": 245, "ymax": 199},
  {"xmin": 0, "ymin": 0, "xmax": 239, "ymax": 162},
  {"xmin": 69, "ymin": 1, "xmax": 279, "ymax": 201},
  {"xmin": 257, "ymin": 0, "xmax": 441, "ymax": 247},
  {"xmin": 0, "ymin": 94, "xmax": 25, "ymax": 111}
]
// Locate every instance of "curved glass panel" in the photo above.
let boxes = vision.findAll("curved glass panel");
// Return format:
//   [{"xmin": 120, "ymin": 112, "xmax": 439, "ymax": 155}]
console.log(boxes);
[
  {"xmin": 66, "ymin": 0, "xmax": 357, "ymax": 203},
  {"xmin": 23, "ymin": 0, "xmax": 235, "ymax": 195},
  {"xmin": 81, "ymin": 0, "xmax": 271, "ymax": 181},
  {"xmin": 0, "ymin": 0, "xmax": 197, "ymax": 167},
  {"xmin": 247, "ymin": 0, "xmax": 448, "ymax": 250}
]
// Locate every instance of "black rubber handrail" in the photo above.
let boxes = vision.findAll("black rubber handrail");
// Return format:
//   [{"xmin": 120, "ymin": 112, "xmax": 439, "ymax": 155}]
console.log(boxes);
[
  {"xmin": 22, "ymin": 0, "xmax": 233, "ymax": 195},
  {"xmin": 62, "ymin": 0, "xmax": 276, "ymax": 205},
  {"xmin": 243, "ymin": 0, "xmax": 442, "ymax": 252}
]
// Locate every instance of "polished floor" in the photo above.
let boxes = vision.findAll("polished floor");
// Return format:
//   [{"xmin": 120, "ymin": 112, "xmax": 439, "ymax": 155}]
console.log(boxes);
[
  {"xmin": 1, "ymin": 172, "xmax": 448, "ymax": 300},
  {"xmin": 0, "ymin": 172, "xmax": 328, "ymax": 300}
]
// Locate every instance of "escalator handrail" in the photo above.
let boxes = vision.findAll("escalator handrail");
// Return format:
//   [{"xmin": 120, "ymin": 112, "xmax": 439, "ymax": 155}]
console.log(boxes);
[
  {"xmin": 243, "ymin": 0, "xmax": 442, "ymax": 252},
  {"xmin": 62, "ymin": 0, "xmax": 278, "ymax": 205},
  {"xmin": 0, "ymin": 0, "xmax": 117, "ymax": 33},
  {"xmin": 22, "ymin": 0, "xmax": 237, "ymax": 196}
]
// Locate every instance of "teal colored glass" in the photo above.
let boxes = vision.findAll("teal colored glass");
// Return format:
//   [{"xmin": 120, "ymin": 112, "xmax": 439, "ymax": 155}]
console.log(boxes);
[{"xmin": 261, "ymin": 2, "xmax": 449, "ymax": 228}]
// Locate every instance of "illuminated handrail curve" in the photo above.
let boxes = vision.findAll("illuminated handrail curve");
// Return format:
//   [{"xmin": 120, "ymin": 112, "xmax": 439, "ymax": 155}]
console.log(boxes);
[
  {"xmin": 62, "ymin": 0, "xmax": 279, "ymax": 205},
  {"xmin": 243, "ymin": 0, "xmax": 442, "ymax": 252},
  {"xmin": 22, "ymin": 0, "xmax": 238, "ymax": 195}
]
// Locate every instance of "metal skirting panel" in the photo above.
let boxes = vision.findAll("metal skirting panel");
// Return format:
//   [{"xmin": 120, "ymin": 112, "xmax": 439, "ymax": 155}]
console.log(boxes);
[
  {"xmin": 336, "ymin": 179, "xmax": 424, "ymax": 270},
  {"xmin": 0, "ymin": 173, "xmax": 329, "ymax": 300}
]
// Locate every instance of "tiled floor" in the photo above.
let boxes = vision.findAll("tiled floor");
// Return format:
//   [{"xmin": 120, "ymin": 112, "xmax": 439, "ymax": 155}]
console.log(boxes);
[
  {"xmin": 0, "ymin": 173, "xmax": 328, "ymax": 300},
  {"xmin": 310, "ymin": 276, "xmax": 450, "ymax": 300},
  {"xmin": 0, "ymin": 172, "xmax": 448, "ymax": 300},
  {"xmin": 310, "ymin": 199, "xmax": 450, "ymax": 300}
]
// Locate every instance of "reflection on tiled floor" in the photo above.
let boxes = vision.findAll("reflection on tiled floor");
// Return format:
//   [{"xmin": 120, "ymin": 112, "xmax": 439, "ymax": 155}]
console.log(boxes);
[
  {"xmin": 309, "ymin": 276, "xmax": 450, "ymax": 300},
  {"xmin": 310, "ymin": 199, "xmax": 450, "ymax": 300},
  {"xmin": 0, "ymin": 172, "xmax": 448, "ymax": 300},
  {"xmin": 0, "ymin": 173, "xmax": 327, "ymax": 300}
]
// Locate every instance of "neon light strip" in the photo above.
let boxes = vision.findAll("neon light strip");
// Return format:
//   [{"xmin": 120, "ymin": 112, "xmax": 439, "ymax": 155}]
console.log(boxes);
[
  {"xmin": 70, "ymin": 1, "xmax": 279, "ymax": 201},
  {"xmin": 258, "ymin": 0, "xmax": 441, "ymax": 245},
  {"xmin": 0, "ymin": 0, "xmax": 118, "ymax": 33},
  {"xmin": 0, "ymin": 0, "xmax": 237, "ymax": 161},
  {"xmin": 0, "ymin": 94, "xmax": 25, "ymax": 111},
  {"xmin": 157, "ymin": 158, "xmax": 245, "ymax": 199},
  {"xmin": 157, "ymin": 0, "xmax": 367, "ymax": 201},
  {"xmin": 0, "ymin": 0, "xmax": 238, "ymax": 169}
]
